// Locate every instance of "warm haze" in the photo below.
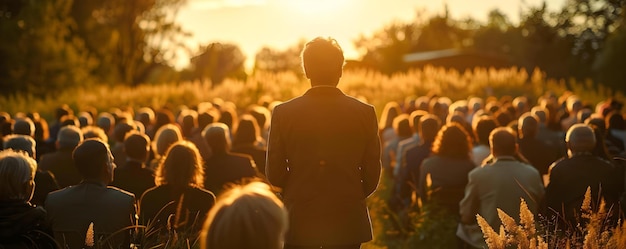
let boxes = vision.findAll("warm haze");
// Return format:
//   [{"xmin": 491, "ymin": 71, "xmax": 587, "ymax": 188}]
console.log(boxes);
[{"xmin": 175, "ymin": 0, "xmax": 567, "ymax": 70}]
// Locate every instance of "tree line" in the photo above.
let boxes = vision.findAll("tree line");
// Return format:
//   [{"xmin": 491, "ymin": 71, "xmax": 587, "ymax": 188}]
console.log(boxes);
[{"xmin": 0, "ymin": 0, "xmax": 624, "ymax": 97}]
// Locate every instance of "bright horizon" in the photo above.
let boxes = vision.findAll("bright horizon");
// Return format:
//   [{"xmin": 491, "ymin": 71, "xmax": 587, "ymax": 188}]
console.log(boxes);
[{"xmin": 174, "ymin": 0, "xmax": 566, "ymax": 71}]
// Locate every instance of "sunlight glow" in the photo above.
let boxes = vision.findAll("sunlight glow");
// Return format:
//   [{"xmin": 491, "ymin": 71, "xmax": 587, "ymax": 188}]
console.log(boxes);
[
  {"xmin": 281, "ymin": 0, "xmax": 351, "ymax": 15},
  {"xmin": 189, "ymin": 0, "xmax": 268, "ymax": 10}
]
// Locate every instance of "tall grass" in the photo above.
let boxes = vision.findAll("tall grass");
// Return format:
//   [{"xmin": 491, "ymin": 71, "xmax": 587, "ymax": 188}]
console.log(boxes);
[{"xmin": 2, "ymin": 66, "xmax": 622, "ymax": 121}]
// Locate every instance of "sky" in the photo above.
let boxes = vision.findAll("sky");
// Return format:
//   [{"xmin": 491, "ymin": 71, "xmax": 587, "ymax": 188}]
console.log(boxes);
[{"xmin": 174, "ymin": 0, "xmax": 567, "ymax": 70}]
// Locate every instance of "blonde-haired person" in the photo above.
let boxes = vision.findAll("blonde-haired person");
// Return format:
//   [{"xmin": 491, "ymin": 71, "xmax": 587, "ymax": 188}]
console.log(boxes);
[
  {"xmin": 200, "ymin": 181, "xmax": 288, "ymax": 249},
  {"xmin": 149, "ymin": 124, "xmax": 183, "ymax": 170},
  {"xmin": 139, "ymin": 140, "xmax": 216, "ymax": 239},
  {"xmin": 0, "ymin": 149, "xmax": 57, "ymax": 248}
]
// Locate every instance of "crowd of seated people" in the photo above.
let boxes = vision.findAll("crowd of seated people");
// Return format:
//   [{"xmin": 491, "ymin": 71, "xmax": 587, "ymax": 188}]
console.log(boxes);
[
  {"xmin": 1, "ymin": 92, "xmax": 626, "ymax": 248},
  {"xmin": 380, "ymin": 93, "xmax": 626, "ymax": 248},
  {"xmin": 0, "ymin": 99, "xmax": 278, "ymax": 248}
]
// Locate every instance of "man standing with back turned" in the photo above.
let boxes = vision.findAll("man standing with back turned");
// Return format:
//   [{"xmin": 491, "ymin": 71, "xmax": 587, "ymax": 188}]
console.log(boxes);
[{"xmin": 266, "ymin": 37, "xmax": 382, "ymax": 249}]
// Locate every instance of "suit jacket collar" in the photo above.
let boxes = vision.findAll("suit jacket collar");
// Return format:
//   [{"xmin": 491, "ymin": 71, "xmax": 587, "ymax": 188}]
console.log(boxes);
[{"xmin": 304, "ymin": 86, "xmax": 344, "ymax": 97}]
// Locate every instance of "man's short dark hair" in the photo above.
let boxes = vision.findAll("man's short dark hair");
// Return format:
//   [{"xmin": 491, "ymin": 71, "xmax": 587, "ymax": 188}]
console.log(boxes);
[
  {"xmin": 73, "ymin": 139, "xmax": 110, "ymax": 179},
  {"xmin": 301, "ymin": 37, "xmax": 344, "ymax": 83},
  {"xmin": 419, "ymin": 115, "xmax": 441, "ymax": 143},
  {"xmin": 124, "ymin": 132, "xmax": 150, "ymax": 161},
  {"xmin": 473, "ymin": 116, "xmax": 497, "ymax": 146},
  {"xmin": 490, "ymin": 127, "xmax": 517, "ymax": 156},
  {"xmin": 518, "ymin": 113, "xmax": 539, "ymax": 139}
]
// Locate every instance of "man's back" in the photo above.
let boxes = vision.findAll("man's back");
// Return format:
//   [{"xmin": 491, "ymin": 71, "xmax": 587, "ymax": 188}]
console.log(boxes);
[
  {"xmin": 267, "ymin": 86, "xmax": 381, "ymax": 246},
  {"xmin": 45, "ymin": 181, "xmax": 135, "ymax": 248},
  {"xmin": 545, "ymin": 155, "xmax": 623, "ymax": 224}
]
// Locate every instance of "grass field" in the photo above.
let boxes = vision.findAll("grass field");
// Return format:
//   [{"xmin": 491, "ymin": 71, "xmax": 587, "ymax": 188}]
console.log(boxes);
[{"xmin": 2, "ymin": 66, "xmax": 624, "ymax": 248}]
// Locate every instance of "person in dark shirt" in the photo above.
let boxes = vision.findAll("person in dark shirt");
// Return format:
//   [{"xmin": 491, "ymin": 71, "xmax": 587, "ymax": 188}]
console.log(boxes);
[
  {"xmin": 0, "ymin": 149, "xmax": 58, "ymax": 248},
  {"xmin": 203, "ymin": 123, "xmax": 258, "ymax": 195},
  {"xmin": 111, "ymin": 132, "xmax": 155, "ymax": 198}
]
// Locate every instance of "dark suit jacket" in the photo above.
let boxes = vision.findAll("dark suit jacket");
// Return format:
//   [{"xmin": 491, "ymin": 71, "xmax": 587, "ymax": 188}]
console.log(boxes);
[
  {"xmin": 266, "ymin": 86, "xmax": 382, "ymax": 246},
  {"xmin": 45, "ymin": 180, "xmax": 136, "ymax": 249},
  {"xmin": 518, "ymin": 137, "xmax": 559, "ymax": 176},
  {"xmin": 39, "ymin": 149, "xmax": 81, "ymax": 188},
  {"xmin": 545, "ymin": 154, "xmax": 624, "ymax": 226},
  {"xmin": 111, "ymin": 161, "xmax": 155, "ymax": 198},
  {"xmin": 139, "ymin": 185, "xmax": 215, "ymax": 236},
  {"xmin": 204, "ymin": 152, "xmax": 258, "ymax": 194},
  {"xmin": 232, "ymin": 143, "xmax": 267, "ymax": 178}
]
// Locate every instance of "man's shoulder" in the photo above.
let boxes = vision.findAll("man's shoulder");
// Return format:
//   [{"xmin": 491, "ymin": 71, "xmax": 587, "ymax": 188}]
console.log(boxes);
[{"xmin": 106, "ymin": 186, "xmax": 136, "ymax": 200}]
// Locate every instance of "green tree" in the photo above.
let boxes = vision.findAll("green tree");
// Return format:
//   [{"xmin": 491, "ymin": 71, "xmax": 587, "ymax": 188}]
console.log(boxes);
[
  {"xmin": 187, "ymin": 43, "xmax": 247, "ymax": 86},
  {"xmin": 0, "ymin": 0, "xmax": 95, "ymax": 96},
  {"xmin": 70, "ymin": 0, "xmax": 190, "ymax": 86}
]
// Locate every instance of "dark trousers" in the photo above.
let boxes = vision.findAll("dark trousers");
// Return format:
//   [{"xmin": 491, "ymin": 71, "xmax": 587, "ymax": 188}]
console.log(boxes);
[{"xmin": 284, "ymin": 244, "xmax": 361, "ymax": 249}]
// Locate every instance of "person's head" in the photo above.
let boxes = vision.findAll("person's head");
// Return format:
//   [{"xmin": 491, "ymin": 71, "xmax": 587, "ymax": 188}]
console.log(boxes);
[
  {"xmin": 473, "ymin": 116, "xmax": 498, "ymax": 146},
  {"xmin": 97, "ymin": 112, "xmax": 115, "ymax": 134},
  {"xmin": 57, "ymin": 125, "xmax": 83, "ymax": 150},
  {"xmin": 393, "ymin": 114, "xmax": 412, "ymax": 139},
  {"xmin": 179, "ymin": 110, "xmax": 198, "ymax": 138},
  {"xmin": 135, "ymin": 107, "xmax": 155, "ymax": 128},
  {"xmin": 409, "ymin": 110, "xmax": 428, "ymax": 134},
  {"xmin": 81, "ymin": 126, "xmax": 109, "ymax": 143},
  {"xmin": 518, "ymin": 113, "xmax": 539, "ymax": 139},
  {"xmin": 155, "ymin": 141, "xmax": 204, "ymax": 188},
  {"xmin": 78, "ymin": 112, "xmax": 93, "ymax": 128},
  {"xmin": 248, "ymin": 105, "xmax": 270, "ymax": 132},
  {"xmin": 606, "ymin": 111, "xmax": 625, "ymax": 131},
  {"xmin": 203, "ymin": 123, "xmax": 231, "ymax": 155},
  {"xmin": 124, "ymin": 132, "xmax": 150, "ymax": 162},
  {"xmin": 55, "ymin": 104, "xmax": 73, "ymax": 121},
  {"xmin": 200, "ymin": 182, "xmax": 288, "ymax": 249},
  {"xmin": 432, "ymin": 122, "xmax": 472, "ymax": 160},
  {"xmin": 12, "ymin": 118, "xmax": 35, "ymax": 137},
  {"xmin": 566, "ymin": 124, "xmax": 596, "ymax": 156},
  {"xmin": 380, "ymin": 101, "xmax": 401, "ymax": 130},
  {"xmin": 234, "ymin": 115, "xmax": 261, "ymax": 146},
  {"xmin": 73, "ymin": 139, "xmax": 115, "ymax": 183},
  {"xmin": 489, "ymin": 127, "xmax": 518, "ymax": 157},
  {"xmin": 418, "ymin": 115, "xmax": 442, "ymax": 143},
  {"xmin": 198, "ymin": 108, "xmax": 221, "ymax": 131},
  {"xmin": 112, "ymin": 121, "xmax": 136, "ymax": 143},
  {"xmin": 0, "ymin": 149, "xmax": 37, "ymax": 202},
  {"xmin": 29, "ymin": 113, "xmax": 49, "ymax": 142},
  {"xmin": 531, "ymin": 106, "xmax": 548, "ymax": 124},
  {"xmin": 153, "ymin": 124, "xmax": 183, "ymax": 157},
  {"xmin": 3, "ymin": 135, "xmax": 36, "ymax": 158},
  {"xmin": 301, "ymin": 37, "xmax": 344, "ymax": 86}
]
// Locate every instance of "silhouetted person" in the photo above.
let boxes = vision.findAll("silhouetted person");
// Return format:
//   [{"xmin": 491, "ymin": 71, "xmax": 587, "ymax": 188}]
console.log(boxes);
[
  {"xmin": 0, "ymin": 149, "xmax": 58, "ymax": 248},
  {"xmin": 232, "ymin": 114, "xmax": 267, "ymax": 178},
  {"xmin": 396, "ymin": 114, "xmax": 441, "ymax": 209},
  {"xmin": 517, "ymin": 113, "xmax": 559, "ymax": 181},
  {"xmin": 45, "ymin": 139, "xmax": 136, "ymax": 249},
  {"xmin": 471, "ymin": 116, "xmax": 497, "ymax": 166},
  {"xmin": 139, "ymin": 141, "xmax": 215, "ymax": 239},
  {"xmin": 3, "ymin": 135, "xmax": 59, "ymax": 206},
  {"xmin": 544, "ymin": 124, "xmax": 623, "ymax": 229},
  {"xmin": 111, "ymin": 132, "xmax": 155, "ymax": 198},
  {"xmin": 111, "ymin": 121, "xmax": 135, "ymax": 167},
  {"xmin": 419, "ymin": 123, "xmax": 475, "ymax": 216},
  {"xmin": 39, "ymin": 126, "xmax": 83, "ymax": 188},
  {"xmin": 458, "ymin": 127, "xmax": 544, "ymax": 248},
  {"xmin": 383, "ymin": 114, "xmax": 411, "ymax": 178},
  {"xmin": 203, "ymin": 123, "xmax": 257, "ymax": 195},
  {"xmin": 266, "ymin": 37, "xmax": 381, "ymax": 249}
]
